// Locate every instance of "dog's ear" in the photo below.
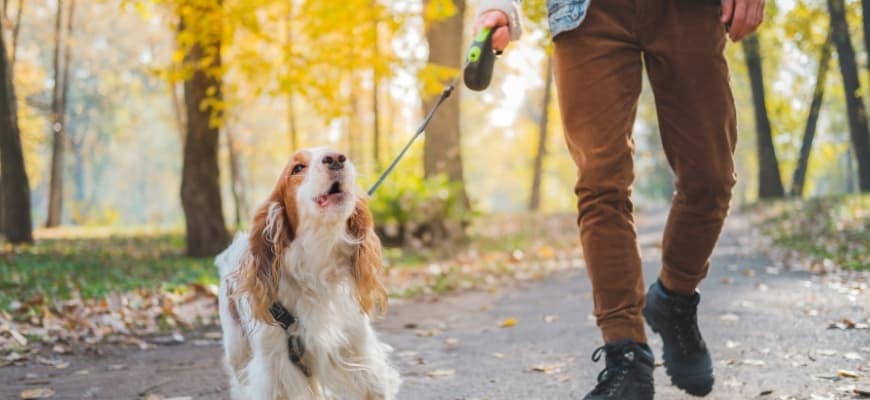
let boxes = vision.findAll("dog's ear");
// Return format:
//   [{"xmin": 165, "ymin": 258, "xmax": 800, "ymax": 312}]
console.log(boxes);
[
  {"xmin": 347, "ymin": 197, "xmax": 388, "ymax": 316},
  {"xmin": 239, "ymin": 189, "xmax": 295, "ymax": 322}
]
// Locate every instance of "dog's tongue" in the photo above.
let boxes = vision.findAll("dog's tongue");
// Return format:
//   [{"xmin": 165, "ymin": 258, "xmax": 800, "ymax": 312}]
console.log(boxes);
[{"xmin": 316, "ymin": 194, "xmax": 330, "ymax": 207}]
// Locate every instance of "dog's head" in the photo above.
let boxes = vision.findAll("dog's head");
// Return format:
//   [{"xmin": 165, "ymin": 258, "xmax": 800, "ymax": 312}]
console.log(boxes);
[{"xmin": 238, "ymin": 148, "xmax": 387, "ymax": 321}]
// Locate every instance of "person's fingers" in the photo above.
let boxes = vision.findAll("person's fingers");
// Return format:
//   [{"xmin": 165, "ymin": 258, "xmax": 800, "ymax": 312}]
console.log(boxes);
[
  {"xmin": 474, "ymin": 10, "xmax": 509, "ymax": 38},
  {"xmin": 482, "ymin": 10, "xmax": 509, "ymax": 29},
  {"xmin": 729, "ymin": 0, "xmax": 749, "ymax": 41},
  {"xmin": 492, "ymin": 26, "xmax": 510, "ymax": 51},
  {"xmin": 752, "ymin": 0, "xmax": 765, "ymax": 31},
  {"xmin": 721, "ymin": 0, "xmax": 734, "ymax": 23}
]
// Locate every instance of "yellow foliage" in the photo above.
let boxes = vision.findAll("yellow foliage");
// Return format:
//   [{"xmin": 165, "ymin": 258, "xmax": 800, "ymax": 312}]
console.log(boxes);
[
  {"xmin": 418, "ymin": 63, "xmax": 459, "ymax": 99},
  {"xmin": 424, "ymin": 0, "xmax": 458, "ymax": 22}
]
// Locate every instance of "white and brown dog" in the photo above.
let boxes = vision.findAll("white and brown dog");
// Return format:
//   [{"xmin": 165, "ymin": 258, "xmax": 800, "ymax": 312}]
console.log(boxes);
[{"xmin": 216, "ymin": 148, "xmax": 401, "ymax": 399}]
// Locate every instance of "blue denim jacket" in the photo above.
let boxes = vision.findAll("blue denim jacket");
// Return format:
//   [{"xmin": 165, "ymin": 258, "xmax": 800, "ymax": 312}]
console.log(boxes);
[{"xmin": 547, "ymin": 0, "xmax": 589, "ymax": 38}]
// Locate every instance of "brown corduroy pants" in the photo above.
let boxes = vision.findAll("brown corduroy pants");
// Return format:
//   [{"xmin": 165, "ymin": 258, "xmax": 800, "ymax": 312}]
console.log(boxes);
[{"xmin": 553, "ymin": 0, "xmax": 738, "ymax": 344}]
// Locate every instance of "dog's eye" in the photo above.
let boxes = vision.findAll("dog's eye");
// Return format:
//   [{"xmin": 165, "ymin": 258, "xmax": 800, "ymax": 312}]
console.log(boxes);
[{"xmin": 291, "ymin": 164, "xmax": 306, "ymax": 175}]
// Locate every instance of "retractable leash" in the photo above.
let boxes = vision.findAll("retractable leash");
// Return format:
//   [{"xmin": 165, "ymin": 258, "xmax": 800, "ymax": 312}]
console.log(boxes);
[{"xmin": 367, "ymin": 27, "xmax": 499, "ymax": 196}]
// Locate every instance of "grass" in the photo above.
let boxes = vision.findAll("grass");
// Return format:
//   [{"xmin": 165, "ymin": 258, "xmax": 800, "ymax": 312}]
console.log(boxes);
[
  {"xmin": 752, "ymin": 194, "xmax": 869, "ymax": 271},
  {"xmin": 0, "ymin": 228, "xmax": 218, "ymax": 312},
  {"xmin": 0, "ymin": 213, "xmax": 582, "ymax": 314}
]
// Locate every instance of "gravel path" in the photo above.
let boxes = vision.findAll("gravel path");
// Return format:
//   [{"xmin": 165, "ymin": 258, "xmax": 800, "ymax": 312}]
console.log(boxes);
[{"xmin": 2, "ymin": 212, "xmax": 868, "ymax": 399}]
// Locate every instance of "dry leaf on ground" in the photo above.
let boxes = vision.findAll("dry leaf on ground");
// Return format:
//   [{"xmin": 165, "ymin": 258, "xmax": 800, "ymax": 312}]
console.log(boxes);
[
  {"xmin": 500, "ymin": 318, "xmax": 518, "ymax": 328},
  {"xmin": 20, "ymin": 387, "xmax": 55, "ymax": 399}
]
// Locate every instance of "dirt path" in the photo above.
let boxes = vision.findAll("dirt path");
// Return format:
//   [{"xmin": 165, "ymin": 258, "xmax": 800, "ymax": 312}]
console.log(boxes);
[{"xmin": 2, "ymin": 212, "xmax": 869, "ymax": 399}]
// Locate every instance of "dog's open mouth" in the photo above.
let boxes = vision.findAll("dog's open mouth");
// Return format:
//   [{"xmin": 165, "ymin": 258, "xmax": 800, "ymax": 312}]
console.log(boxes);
[
  {"xmin": 328, "ymin": 181, "xmax": 342, "ymax": 195},
  {"xmin": 316, "ymin": 181, "xmax": 345, "ymax": 207}
]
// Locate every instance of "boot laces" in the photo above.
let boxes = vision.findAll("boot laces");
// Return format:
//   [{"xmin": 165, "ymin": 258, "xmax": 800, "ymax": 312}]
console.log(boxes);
[
  {"xmin": 672, "ymin": 304, "xmax": 703, "ymax": 355},
  {"xmin": 589, "ymin": 345, "xmax": 633, "ymax": 396}
]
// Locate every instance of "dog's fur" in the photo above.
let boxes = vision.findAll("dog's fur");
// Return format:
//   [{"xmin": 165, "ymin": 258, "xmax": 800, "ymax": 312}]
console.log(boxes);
[{"xmin": 216, "ymin": 147, "xmax": 401, "ymax": 399}]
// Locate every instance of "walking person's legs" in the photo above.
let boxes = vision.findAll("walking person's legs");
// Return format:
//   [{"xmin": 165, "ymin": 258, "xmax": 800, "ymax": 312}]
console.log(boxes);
[
  {"xmin": 553, "ymin": 1, "xmax": 655, "ymax": 399},
  {"xmin": 639, "ymin": 0, "xmax": 737, "ymax": 396}
]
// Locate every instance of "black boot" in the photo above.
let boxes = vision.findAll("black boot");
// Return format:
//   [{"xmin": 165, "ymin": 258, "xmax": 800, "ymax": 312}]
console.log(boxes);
[
  {"xmin": 583, "ymin": 340, "xmax": 655, "ymax": 400},
  {"xmin": 643, "ymin": 279, "xmax": 714, "ymax": 396}
]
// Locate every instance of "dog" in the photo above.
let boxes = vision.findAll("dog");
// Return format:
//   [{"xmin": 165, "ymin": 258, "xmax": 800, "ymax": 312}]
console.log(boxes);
[{"xmin": 216, "ymin": 147, "xmax": 401, "ymax": 399}]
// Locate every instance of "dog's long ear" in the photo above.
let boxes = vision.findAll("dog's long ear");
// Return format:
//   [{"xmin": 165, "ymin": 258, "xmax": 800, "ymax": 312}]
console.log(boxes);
[
  {"xmin": 347, "ymin": 197, "xmax": 388, "ymax": 316},
  {"xmin": 239, "ymin": 189, "xmax": 295, "ymax": 322}
]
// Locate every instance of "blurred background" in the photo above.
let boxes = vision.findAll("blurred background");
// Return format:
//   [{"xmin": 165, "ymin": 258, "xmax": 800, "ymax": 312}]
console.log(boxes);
[{"xmin": 0, "ymin": 0, "xmax": 867, "ymax": 350}]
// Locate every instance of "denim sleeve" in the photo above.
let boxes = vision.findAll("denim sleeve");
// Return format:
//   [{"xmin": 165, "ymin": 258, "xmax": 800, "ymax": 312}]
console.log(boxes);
[
  {"xmin": 476, "ymin": 0, "xmax": 524, "ymax": 41},
  {"xmin": 547, "ymin": 0, "xmax": 589, "ymax": 39}
]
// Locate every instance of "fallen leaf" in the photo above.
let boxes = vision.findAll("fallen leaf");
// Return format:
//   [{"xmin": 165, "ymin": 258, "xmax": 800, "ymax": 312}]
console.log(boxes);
[
  {"xmin": 500, "ymin": 318, "xmax": 518, "ymax": 328},
  {"xmin": 20, "ymin": 388, "xmax": 55, "ymax": 399},
  {"xmin": 759, "ymin": 389, "xmax": 773, "ymax": 396},
  {"xmin": 529, "ymin": 363, "xmax": 561, "ymax": 374},
  {"xmin": 9, "ymin": 329, "xmax": 28, "ymax": 346},
  {"xmin": 414, "ymin": 329, "xmax": 441, "ymax": 337},
  {"xmin": 427, "ymin": 368, "xmax": 455, "ymax": 378},
  {"xmin": 742, "ymin": 359, "xmax": 766, "ymax": 367},
  {"xmin": 838, "ymin": 369, "xmax": 859, "ymax": 379},
  {"xmin": 719, "ymin": 313, "xmax": 740, "ymax": 322}
]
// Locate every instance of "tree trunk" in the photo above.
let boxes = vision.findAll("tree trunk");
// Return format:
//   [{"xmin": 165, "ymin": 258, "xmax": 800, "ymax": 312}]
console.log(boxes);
[
  {"xmin": 0, "ymin": 16, "xmax": 32, "ymax": 244},
  {"xmin": 372, "ymin": 13, "xmax": 381, "ymax": 169},
  {"xmin": 170, "ymin": 81, "xmax": 186, "ymax": 144},
  {"xmin": 285, "ymin": 4, "xmax": 298, "ymax": 150},
  {"xmin": 348, "ymin": 75, "xmax": 360, "ymax": 163},
  {"xmin": 422, "ymin": 0, "xmax": 468, "ymax": 206},
  {"xmin": 862, "ymin": 0, "xmax": 870, "ymax": 89},
  {"xmin": 10, "ymin": 0, "xmax": 23, "ymax": 66},
  {"xmin": 742, "ymin": 34, "xmax": 786, "ymax": 199},
  {"xmin": 791, "ymin": 31, "xmax": 832, "ymax": 197},
  {"xmin": 179, "ymin": 8, "xmax": 230, "ymax": 257},
  {"xmin": 226, "ymin": 128, "xmax": 246, "ymax": 228},
  {"xmin": 45, "ymin": 0, "xmax": 66, "ymax": 227},
  {"xmin": 829, "ymin": 0, "xmax": 870, "ymax": 192},
  {"xmin": 529, "ymin": 56, "xmax": 552, "ymax": 211}
]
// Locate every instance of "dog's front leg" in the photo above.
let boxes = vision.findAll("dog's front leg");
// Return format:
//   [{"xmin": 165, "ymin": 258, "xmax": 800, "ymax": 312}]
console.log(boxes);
[
  {"xmin": 356, "ymin": 325, "xmax": 401, "ymax": 400},
  {"xmin": 248, "ymin": 326, "xmax": 315, "ymax": 400}
]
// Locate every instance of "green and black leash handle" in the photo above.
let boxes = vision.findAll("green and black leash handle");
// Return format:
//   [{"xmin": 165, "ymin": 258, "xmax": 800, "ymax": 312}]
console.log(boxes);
[{"xmin": 367, "ymin": 27, "xmax": 498, "ymax": 196}]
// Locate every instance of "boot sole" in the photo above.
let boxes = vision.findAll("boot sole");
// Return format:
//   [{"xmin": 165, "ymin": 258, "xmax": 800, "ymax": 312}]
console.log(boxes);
[{"xmin": 643, "ymin": 308, "xmax": 714, "ymax": 397}]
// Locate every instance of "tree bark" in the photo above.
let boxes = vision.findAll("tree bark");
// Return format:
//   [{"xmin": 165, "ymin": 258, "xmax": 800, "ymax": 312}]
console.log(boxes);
[
  {"xmin": 862, "ymin": 0, "xmax": 870, "ymax": 89},
  {"xmin": 422, "ymin": 0, "xmax": 468, "ymax": 206},
  {"xmin": 529, "ymin": 56, "xmax": 552, "ymax": 211},
  {"xmin": 179, "ymin": 7, "xmax": 230, "ymax": 257},
  {"xmin": 829, "ymin": 0, "xmax": 870, "ymax": 192},
  {"xmin": 10, "ymin": 0, "xmax": 23, "ymax": 66},
  {"xmin": 791, "ymin": 31, "xmax": 832, "ymax": 197},
  {"xmin": 0, "ymin": 16, "xmax": 32, "ymax": 243},
  {"xmin": 285, "ymin": 4, "xmax": 298, "ymax": 150},
  {"xmin": 226, "ymin": 128, "xmax": 246, "ymax": 228},
  {"xmin": 45, "ymin": 0, "xmax": 66, "ymax": 227},
  {"xmin": 372, "ymin": 14, "xmax": 381, "ymax": 169},
  {"xmin": 742, "ymin": 34, "xmax": 786, "ymax": 199}
]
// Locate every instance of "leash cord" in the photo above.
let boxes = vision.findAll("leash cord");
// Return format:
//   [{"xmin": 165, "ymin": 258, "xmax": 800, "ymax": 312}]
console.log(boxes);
[{"xmin": 366, "ymin": 80, "xmax": 458, "ymax": 197}]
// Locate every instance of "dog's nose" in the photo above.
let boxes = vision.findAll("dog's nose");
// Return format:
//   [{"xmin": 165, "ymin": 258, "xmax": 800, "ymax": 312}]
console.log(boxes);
[{"xmin": 322, "ymin": 153, "xmax": 346, "ymax": 171}]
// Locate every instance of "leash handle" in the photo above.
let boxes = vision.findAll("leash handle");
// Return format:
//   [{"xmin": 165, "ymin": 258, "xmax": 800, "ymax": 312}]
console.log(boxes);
[
  {"xmin": 463, "ymin": 27, "xmax": 497, "ymax": 91},
  {"xmin": 367, "ymin": 84, "xmax": 456, "ymax": 197}
]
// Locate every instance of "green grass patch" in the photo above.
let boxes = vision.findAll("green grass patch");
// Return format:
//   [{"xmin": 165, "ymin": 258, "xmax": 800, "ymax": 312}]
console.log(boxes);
[
  {"xmin": 0, "ymin": 229, "xmax": 218, "ymax": 312},
  {"xmin": 752, "ymin": 194, "xmax": 870, "ymax": 271}
]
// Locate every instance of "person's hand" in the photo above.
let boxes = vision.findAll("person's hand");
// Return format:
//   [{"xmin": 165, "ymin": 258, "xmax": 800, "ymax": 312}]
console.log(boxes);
[
  {"xmin": 721, "ymin": 0, "xmax": 765, "ymax": 41},
  {"xmin": 474, "ymin": 10, "xmax": 511, "ymax": 52}
]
